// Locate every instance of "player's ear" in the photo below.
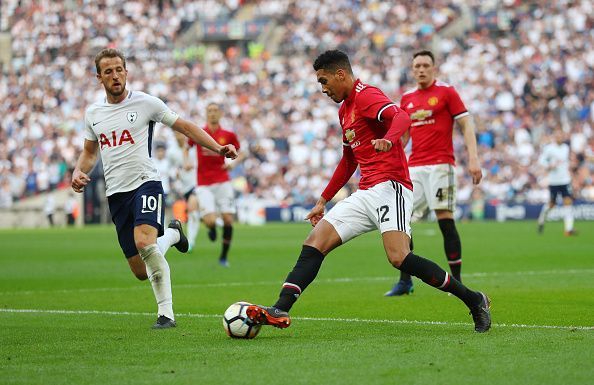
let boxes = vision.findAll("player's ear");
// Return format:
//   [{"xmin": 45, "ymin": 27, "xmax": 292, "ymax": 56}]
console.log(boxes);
[{"xmin": 335, "ymin": 69, "xmax": 345, "ymax": 81}]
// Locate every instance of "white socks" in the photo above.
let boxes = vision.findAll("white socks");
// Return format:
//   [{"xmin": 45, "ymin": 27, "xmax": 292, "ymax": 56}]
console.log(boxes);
[
  {"xmin": 564, "ymin": 205, "xmax": 574, "ymax": 232},
  {"xmin": 538, "ymin": 204, "xmax": 550, "ymax": 225},
  {"xmin": 157, "ymin": 228, "xmax": 180, "ymax": 257},
  {"xmin": 139, "ymin": 244, "xmax": 174, "ymax": 320},
  {"xmin": 187, "ymin": 211, "xmax": 200, "ymax": 250}
]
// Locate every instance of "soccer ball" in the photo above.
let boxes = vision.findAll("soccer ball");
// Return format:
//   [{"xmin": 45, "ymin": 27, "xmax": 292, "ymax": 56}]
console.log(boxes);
[{"xmin": 222, "ymin": 301, "xmax": 262, "ymax": 339}]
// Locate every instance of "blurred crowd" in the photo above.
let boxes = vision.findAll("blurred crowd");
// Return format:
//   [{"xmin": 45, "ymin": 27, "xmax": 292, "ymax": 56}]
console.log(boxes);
[{"xmin": 1, "ymin": 0, "xmax": 593, "ymax": 210}]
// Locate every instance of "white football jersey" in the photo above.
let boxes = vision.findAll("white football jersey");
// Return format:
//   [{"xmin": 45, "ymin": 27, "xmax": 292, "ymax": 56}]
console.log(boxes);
[
  {"xmin": 84, "ymin": 91, "xmax": 178, "ymax": 196},
  {"xmin": 539, "ymin": 142, "xmax": 571, "ymax": 186}
]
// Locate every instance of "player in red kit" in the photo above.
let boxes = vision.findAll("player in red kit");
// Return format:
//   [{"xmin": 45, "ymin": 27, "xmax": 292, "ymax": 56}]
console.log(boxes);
[
  {"xmin": 245, "ymin": 50, "xmax": 491, "ymax": 333},
  {"xmin": 187, "ymin": 103, "xmax": 241, "ymax": 266},
  {"xmin": 385, "ymin": 50, "xmax": 483, "ymax": 297}
]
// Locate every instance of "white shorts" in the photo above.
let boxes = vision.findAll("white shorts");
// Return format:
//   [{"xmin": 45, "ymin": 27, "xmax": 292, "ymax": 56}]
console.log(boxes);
[
  {"xmin": 410, "ymin": 164, "xmax": 456, "ymax": 219},
  {"xmin": 196, "ymin": 181, "xmax": 236, "ymax": 216},
  {"xmin": 323, "ymin": 180, "xmax": 413, "ymax": 243}
]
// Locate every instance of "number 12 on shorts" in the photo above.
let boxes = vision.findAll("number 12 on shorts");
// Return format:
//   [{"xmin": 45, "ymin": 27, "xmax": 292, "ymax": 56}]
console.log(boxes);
[{"xmin": 376, "ymin": 205, "xmax": 390, "ymax": 223}]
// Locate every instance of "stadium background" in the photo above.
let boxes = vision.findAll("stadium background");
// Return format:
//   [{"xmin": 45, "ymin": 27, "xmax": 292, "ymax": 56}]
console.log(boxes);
[{"xmin": 0, "ymin": 0, "xmax": 593, "ymax": 226}]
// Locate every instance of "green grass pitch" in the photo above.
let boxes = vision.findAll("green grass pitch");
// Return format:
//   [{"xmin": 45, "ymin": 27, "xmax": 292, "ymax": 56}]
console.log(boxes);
[{"xmin": 1, "ymin": 221, "xmax": 593, "ymax": 385}]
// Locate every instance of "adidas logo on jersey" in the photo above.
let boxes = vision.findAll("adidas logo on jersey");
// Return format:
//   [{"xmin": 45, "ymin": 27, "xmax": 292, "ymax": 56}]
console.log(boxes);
[{"xmin": 407, "ymin": 102, "xmax": 414, "ymax": 109}]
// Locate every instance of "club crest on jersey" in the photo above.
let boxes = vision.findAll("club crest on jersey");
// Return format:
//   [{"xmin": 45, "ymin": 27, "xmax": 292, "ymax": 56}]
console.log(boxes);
[
  {"xmin": 345, "ymin": 129, "xmax": 356, "ymax": 142},
  {"xmin": 410, "ymin": 109, "xmax": 433, "ymax": 120},
  {"xmin": 126, "ymin": 112, "xmax": 138, "ymax": 124},
  {"xmin": 428, "ymin": 97, "xmax": 439, "ymax": 106}
]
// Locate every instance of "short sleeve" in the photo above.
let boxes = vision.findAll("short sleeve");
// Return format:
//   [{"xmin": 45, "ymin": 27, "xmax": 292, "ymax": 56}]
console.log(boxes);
[
  {"xmin": 446, "ymin": 86, "xmax": 469, "ymax": 119},
  {"xmin": 230, "ymin": 132, "xmax": 241, "ymax": 150},
  {"xmin": 147, "ymin": 95, "xmax": 179, "ymax": 127},
  {"xmin": 356, "ymin": 87, "xmax": 396, "ymax": 121}
]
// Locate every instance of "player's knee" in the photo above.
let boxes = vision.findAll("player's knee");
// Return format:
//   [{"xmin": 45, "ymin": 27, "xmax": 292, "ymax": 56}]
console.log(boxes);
[
  {"xmin": 387, "ymin": 249, "xmax": 409, "ymax": 268},
  {"xmin": 133, "ymin": 270, "xmax": 148, "ymax": 280},
  {"xmin": 135, "ymin": 239, "xmax": 151, "ymax": 251}
]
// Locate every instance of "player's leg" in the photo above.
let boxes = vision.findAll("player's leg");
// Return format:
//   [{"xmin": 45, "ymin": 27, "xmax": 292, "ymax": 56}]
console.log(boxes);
[
  {"xmin": 562, "ymin": 186, "xmax": 576, "ymax": 235},
  {"xmin": 196, "ymin": 186, "xmax": 217, "ymax": 242},
  {"xmin": 430, "ymin": 164, "xmax": 462, "ymax": 282},
  {"xmin": 538, "ymin": 186, "xmax": 556, "ymax": 233},
  {"xmin": 133, "ymin": 182, "xmax": 177, "ymax": 328},
  {"xmin": 219, "ymin": 213, "xmax": 234, "ymax": 266},
  {"xmin": 185, "ymin": 189, "xmax": 200, "ymax": 252},
  {"xmin": 246, "ymin": 219, "xmax": 343, "ymax": 328},
  {"xmin": 382, "ymin": 183, "xmax": 490, "ymax": 332},
  {"xmin": 435, "ymin": 209, "xmax": 462, "ymax": 282},
  {"xmin": 216, "ymin": 182, "xmax": 237, "ymax": 266},
  {"xmin": 386, "ymin": 166, "xmax": 428, "ymax": 296},
  {"xmin": 247, "ymin": 191, "xmax": 373, "ymax": 328}
]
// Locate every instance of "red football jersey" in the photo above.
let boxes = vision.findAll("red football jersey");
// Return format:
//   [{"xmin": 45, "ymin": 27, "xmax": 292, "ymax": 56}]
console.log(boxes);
[
  {"xmin": 338, "ymin": 79, "xmax": 412, "ymax": 190},
  {"xmin": 400, "ymin": 80, "xmax": 469, "ymax": 167},
  {"xmin": 188, "ymin": 126, "xmax": 240, "ymax": 186}
]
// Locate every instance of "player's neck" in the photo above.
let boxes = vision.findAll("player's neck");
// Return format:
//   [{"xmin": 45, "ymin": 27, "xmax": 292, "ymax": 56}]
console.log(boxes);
[
  {"xmin": 106, "ymin": 89, "xmax": 128, "ymax": 104},
  {"xmin": 417, "ymin": 79, "xmax": 435, "ymax": 90},
  {"xmin": 207, "ymin": 123, "xmax": 219, "ymax": 131}
]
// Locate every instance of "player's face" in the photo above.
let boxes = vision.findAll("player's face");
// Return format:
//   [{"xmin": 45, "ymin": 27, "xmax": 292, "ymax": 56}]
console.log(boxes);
[
  {"xmin": 316, "ymin": 68, "xmax": 347, "ymax": 103},
  {"xmin": 412, "ymin": 55, "xmax": 436, "ymax": 88},
  {"xmin": 96, "ymin": 57, "xmax": 128, "ymax": 98},
  {"xmin": 206, "ymin": 104, "xmax": 222, "ymax": 125}
]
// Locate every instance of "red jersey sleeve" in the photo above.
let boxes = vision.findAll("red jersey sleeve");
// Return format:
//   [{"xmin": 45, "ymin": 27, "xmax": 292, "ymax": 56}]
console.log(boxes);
[
  {"xmin": 446, "ymin": 86, "xmax": 468, "ymax": 119},
  {"xmin": 229, "ymin": 132, "xmax": 240, "ymax": 151},
  {"xmin": 188, "ymin": 138, "xmax": 196, "ymax": 147},
  {"xmin": 356, "ymin": 87, "xmax": 396, "ymax": 122}
]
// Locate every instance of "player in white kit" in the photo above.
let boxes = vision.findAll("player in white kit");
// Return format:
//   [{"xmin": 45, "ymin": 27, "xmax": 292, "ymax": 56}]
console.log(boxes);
[
  {"xmin": 537, "ymin": 130, "xmax": 576, "ymax": 235},
  {"xmin": 71, "ymin": 48, "xmax": 238, "ymax": 328}
]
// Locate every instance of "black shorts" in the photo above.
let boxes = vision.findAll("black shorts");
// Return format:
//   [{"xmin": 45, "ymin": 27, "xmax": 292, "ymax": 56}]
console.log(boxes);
[
  {"xmin": 183, "ymin": 187, "xmax": 195, "ymax": 201},
  {"xmin": 107, "ymin": 181, "xmax": 165, "ymax": 258},
  {"xmin": 549, "ymin": 184, "xmax": 572, "ymax": 202}
]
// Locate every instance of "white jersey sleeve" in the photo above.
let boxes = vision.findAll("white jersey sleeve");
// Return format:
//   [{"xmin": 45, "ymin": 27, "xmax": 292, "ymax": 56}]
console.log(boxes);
[{"xmin": 145, "ymin": 96, "xmax": 179, "ymax": 127}]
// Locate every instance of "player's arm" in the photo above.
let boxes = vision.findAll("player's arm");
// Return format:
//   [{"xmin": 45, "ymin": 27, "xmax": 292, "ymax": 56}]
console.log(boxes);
[
  {"xmin": 307, "ymin": 145, "xmax": 358, "ymax": 226},
  {"xmin": 171, "ymin": 117, "xmax": 238, "ymax": 160},
  {"xmin": 371, "ymin": 105, "xmax": 411, "ymax": 152},
  {"xmin": 457, "ymin": 115, "xmax": 482, "ymax": 185},
  {"xmin": 72, "ymin": 139, "xmax": 99, "ymax": 193}
]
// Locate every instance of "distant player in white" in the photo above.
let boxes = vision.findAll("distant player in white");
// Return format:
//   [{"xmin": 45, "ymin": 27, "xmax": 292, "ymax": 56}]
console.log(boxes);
[
  {"xmin": 71, "ymin": 48, "xmax": 238, "ymax": 329},
  {"xmin": 174, "ymin": 131, "xmax": 201, "ymax": 252},
  {"xmin": 537, "ymin": 130, "xmax": 576, "ymax": 235}
]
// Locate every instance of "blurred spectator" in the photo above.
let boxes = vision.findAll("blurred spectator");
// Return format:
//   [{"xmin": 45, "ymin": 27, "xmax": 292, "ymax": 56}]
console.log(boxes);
[{"xmin": 0, "ymin": 0, "xmax": 592, "ymax": 209}]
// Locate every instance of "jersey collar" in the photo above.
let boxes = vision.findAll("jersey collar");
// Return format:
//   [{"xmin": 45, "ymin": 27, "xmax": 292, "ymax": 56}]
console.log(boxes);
[{"xmin": 345, "ymin": 79, "xmax": 362, "ymax": 103}]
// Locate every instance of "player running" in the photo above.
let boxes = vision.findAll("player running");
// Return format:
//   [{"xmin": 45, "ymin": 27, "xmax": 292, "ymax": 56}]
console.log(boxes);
[
  {"xmin": 537, "ymin": 130, "xmax": 576, "ymax": 236},
  {"xmin": 245, "ymin": 50, "xmax": 491, "ymax": 333},
  {"xmin": 385, "ymin": 50, "xmax": 482, "ymax": 296},
  {"xmin": 187, "ymin": 103, "xmax": 242, "ymax": 267},
  {"xmin": 71, "ymin": 48, "xmax": 237, "ymax": 329}
]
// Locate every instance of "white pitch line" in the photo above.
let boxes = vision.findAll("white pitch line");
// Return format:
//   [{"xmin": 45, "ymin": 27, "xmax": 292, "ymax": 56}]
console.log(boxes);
[
  {"xmin": 0, "ymin": 308, "xmax": 592, "ymax": 331},
  {"xmin": 1, "ymin": 268, "xmax": 593, "ymax": 296}
]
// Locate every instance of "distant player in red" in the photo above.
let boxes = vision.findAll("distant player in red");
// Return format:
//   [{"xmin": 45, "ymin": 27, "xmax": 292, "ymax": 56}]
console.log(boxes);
[
  {"xmin": 188, "ymin": 103, "xmax": 241, "ymax": 266},
  {"xmin": 385, "ymin": 50, "xmax": 482, "ymax": 296},
  {"xmin": 245, "ymin": 50, "xmax": 491, "ymax": 333}
]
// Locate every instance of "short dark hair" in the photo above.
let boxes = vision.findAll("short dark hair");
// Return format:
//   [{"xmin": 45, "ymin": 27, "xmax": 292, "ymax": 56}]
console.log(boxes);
[
  {"xmin": 313, "ymin": 50, "xmax": 353, "ymax": 74},
  {"xmin": 94, "ymin": 48, "xmax": 127, "ymax": 74},
  {"xmin": 412, "ymin": 50, "xmax": 435, "ymax": 64}
]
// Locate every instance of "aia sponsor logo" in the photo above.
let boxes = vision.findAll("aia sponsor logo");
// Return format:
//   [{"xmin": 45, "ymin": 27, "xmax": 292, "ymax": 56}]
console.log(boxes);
[{"xmin": 99, "ymin": 129, "xmax": 135, "ymax": 149}]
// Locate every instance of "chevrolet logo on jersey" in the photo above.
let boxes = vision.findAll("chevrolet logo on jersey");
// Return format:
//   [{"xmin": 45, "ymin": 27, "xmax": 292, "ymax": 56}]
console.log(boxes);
[
  {"xmin": 127, "ymin": 112, "xmax": 138, "ymax": 124},
  {"xmin": 410, "ymin": 109, "xmax": 433, "ymax": 121},
  {"xmin": 345, "ymin": 129, "xmax": 356, "ymax": 142}
]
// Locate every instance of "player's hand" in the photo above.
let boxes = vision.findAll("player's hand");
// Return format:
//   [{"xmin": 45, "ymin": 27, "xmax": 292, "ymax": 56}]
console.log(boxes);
[
  {"xmin": 219, "ymin": 144, "xmax": 238, "ymax": 160},
  {"xmin": 71, "ymin": 169, "xmax": 91, "ymax": 193},
  {"xmin": 371, "ymin": 139, "xmax": 393, "ymax": 152},
  {"xmin": 468, "ymin": 158, "xmax": 483, "ymax": 185},
  {"xmin": 305, "ymin": 200, "xmax": 326, "ymax": 227}
]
